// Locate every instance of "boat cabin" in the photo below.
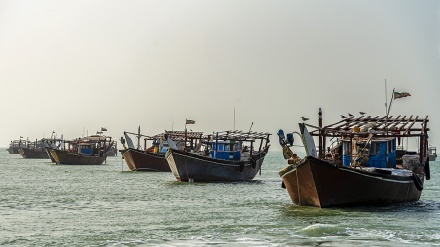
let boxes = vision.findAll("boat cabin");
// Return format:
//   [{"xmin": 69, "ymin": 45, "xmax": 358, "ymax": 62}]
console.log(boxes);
[
  {"xmin": 342, "ymin": 137, "xmax": 397, "ymax": 168},
  {"xmin": 121, "ymin": 130, "xmax": 204, "ymax": 153},
  {"xmin": 210, "ymin": 140, "xmax": 242, "ymax": 161},
  {"xmin": 306, "ymin": 109, "xmax": 430, "ymax": 171},
  {"xmin": 78, "ymin": 143, "xmax": 94, "ymax": 155},
  {"xmin": 205, "ymin": 130, "xmax": 271, "ymax": 161}
]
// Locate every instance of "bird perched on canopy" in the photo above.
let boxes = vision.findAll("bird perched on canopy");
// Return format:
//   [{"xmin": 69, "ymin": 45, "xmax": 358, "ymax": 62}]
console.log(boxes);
[
  {"xmin": 348, "ymin": 113, "xmax": 354, "ymax": 117},
  {"xmin": 341, "ymin": 115, "xmax": 347, "ymax": 118},
  {"xmin": 359, "ymin": 112, "xmax": 366, "ymax": 115},
  {"xmin": 301, "ymin": 117, "xmax": 310, "ymax": 121}
]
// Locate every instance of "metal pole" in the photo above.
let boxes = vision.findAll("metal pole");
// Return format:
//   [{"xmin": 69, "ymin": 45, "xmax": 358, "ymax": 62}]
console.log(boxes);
[{"xmin": 318, "ymin": 108, "xmax": 323, "ymax": 159}]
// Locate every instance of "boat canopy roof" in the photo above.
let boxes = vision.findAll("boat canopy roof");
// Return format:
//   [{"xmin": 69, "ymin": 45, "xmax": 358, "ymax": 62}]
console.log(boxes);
[
  {"xmin": 124, "ymin": 130, "xmax": 204, "ymax": 141},
  {"xmin": 309, "ymin": 115, "xmax": 429, "ymax": 138},
  {"xmin": 207, "ymin": 130, "xmax": 271, "ymax": 142},
  {"xmin": 158, "ymin": 130, "xmax": 204, "ymax": 141}
]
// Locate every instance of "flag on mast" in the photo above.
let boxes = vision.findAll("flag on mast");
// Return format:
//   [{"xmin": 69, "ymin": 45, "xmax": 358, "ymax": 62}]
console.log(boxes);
[
  {"xmin": 393, "ymin": 91, "xmax": 411, "ymax": 99},
  {"xmin": 186, "ymin": 119, "xmax": 195, "ymax": 124}
]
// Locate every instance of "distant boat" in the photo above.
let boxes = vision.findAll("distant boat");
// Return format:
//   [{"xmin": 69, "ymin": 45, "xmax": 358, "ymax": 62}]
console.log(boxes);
[
  {"xmin": 106, "ymin": 141, "xmax": 118, "ymax": 156},
  {"xmin": 19, "ymin": 139, "xmax": 50, "ymax": 159},
  {"xmin": 50, "ymin": 134, "xmax": 113, "ymax": 165},
  {"xmin": 18, "ymin": 136, "xmax": 64, "ymax": 160},
  {"xmin": 120, "ymin": 127, "xmax": 204, "ymax": 172},
  {"xmin": 428, "ymin": 146, "xmax": 437, "ymax": 161},
  {"xmin": 19, "ymin": 147, "xmax": 49, "ymax": 159},
  {"xmin": 279, "ymin": 108, "xmax": 431, "ymax": 207},
  {"xmin": 6, "ymin": 139, "xmax": 26, "ymax": 154},
  {"xmin": 165, "ymin": 130, "xmax": 271, "ymax": 182}
]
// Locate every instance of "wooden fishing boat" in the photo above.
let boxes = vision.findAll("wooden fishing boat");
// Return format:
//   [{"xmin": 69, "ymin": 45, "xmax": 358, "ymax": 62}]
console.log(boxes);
[
  {"xmin": 122, "ymin": 148, "xmax": 168, "ymax": 171},
  {"xmin": 19, "ymin": 137, "xmax": 65, "ymax": 160},
  {"xmin": 165, "ymin": 130, "xmax": 271, "ymax": 182},
  {"xmin": 50, "ymin": 134, "xmax": 112, "ymax": 165},
  {"xmin": 7, "ymin": 139, "xmax": 26, "ymax": 154},
  {"xmin": 19, "ymin": 147, "xmax": 49, "ymax": 159},
  {"xmin": 106, "ymin": 142, "xmax": 118, "ymax": 156},
  {"xmin": 428, "ymin": 146, "xmax": 437, "ymax": 161},
  {"xmin": 120, "ymin": 127, "xmax": 203, "ymax": 171},
  {"xmin": 50, "ymin": 149, "xmax": 107, "ymax": 165},
  {"xmin": 278, "ymin": 108, "xmax": 431, "ymax": 207}
]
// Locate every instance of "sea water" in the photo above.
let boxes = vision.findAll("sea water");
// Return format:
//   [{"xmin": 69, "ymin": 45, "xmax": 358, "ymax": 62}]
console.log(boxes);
[{"xmin": 0, "ymin": 149, "xmax": 439, "ymax": 247}]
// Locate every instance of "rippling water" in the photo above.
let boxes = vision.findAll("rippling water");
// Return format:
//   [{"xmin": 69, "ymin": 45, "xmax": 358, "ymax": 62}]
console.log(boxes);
[{"xmin": 1, "ymin": 149, "xmax": 439, "ymax": 246}]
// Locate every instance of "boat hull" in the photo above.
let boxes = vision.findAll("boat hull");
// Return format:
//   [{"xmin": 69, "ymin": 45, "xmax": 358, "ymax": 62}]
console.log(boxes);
[
  {"xmin": 280, "ymin": 156, "xmax": 423, "ymax": 207},
  {"xmin": 121, "ymin": 148, "xmax": 170, "ymax": 171},
  {"xmin": 7, "ymin": 147, "xmax": 20, "ymax": 154},
  {"xmin": 19, "ymin": 147, "xmax": 49, "ymax": 159},
  {"xmin": 45, "ymin": 148, "xmax": 57, "ymax": 162},
  {"xmin": 165, "ymin": 148, "xmax": 268, "ymax": 182},
  {"xmin": 50, "ymin": 149, "xmax": 107, "ymax": 165}
]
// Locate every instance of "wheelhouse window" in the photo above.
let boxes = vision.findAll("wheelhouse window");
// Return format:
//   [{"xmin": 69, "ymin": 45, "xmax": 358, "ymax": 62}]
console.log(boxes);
[
  {"xmin": 343, "ymin": 142, "xmax": 350, "ymax": 155},
  {"xmin": 375, "ymin": 142, "xmax": 381, "ymax": 154}
]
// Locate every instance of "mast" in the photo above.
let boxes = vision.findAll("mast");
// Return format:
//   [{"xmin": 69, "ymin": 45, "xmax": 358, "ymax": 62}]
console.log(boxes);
[
  {"xmin": 385, "ymin": 79, "xmax": 387, "ymax": 116},
  {"xmin": 233, "ymin": 107, "xmax": 236, "ymax": 131},
  {"xmin": 318, "ymin": 108, "xmax": 323, "ymax": 159}
]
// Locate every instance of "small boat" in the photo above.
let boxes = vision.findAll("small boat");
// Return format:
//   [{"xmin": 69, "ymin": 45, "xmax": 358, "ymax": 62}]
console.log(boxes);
[
  {"xmin": 166, "ymin": 130, "xmax": 271, "ymax": 182},
  {"xmin": 106, "ymin": 142, "xmax": 118, "ymax": 156},
  {"xmin": 19, "ymin": 139, "xmax": 50, "ymax": 159},
  {"xmin": 7, "ymin": 139, "xmax": 26, "ymax": 154},
  {"xmin": 120, "ymin": 127, "xmax": 204, "ymax": 171},
  {"xmin": 50, "ymin": 134, "xmax": 113, "ymax": 165},
  {"xmin": 19, "ymin": 147, "xmax": 49, "ymax": 159},
  {"xmin": 428, "ymin": 146, "xmax": 437, "ymax": 161},
  {"xmin": 278, "ymin": 108, "xmax": 431, "ymax": 207}
]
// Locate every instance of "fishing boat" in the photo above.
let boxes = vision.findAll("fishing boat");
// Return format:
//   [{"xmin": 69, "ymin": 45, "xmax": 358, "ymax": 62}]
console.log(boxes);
[
  {"xmin": 428, "ymin": 146, "xmax": 437, "ymax": 161},
  {"xmin": 278, "ymin": 108, "xmax": 431, "ymax": 207},
  {"xmin": 166, "ymin": 130, "xmax": 271, "ymax": 182},
  {"xmin": 19, "ymin": 139, "xmax": 50, "ymax": 159},
  {"xmin": 7, "ymin": 139, "xmax": 26, "ymax": 154},
  {"xmin": 50, "ymin": 134, "xmax": 114, "ymax": 165},
  {"xmin": 106, "ymin": 141, "xmax": 118, "ymax": 156},
  {"xmin": 120, "ymin": 127, "xmax": 204, "ymax": 172}
]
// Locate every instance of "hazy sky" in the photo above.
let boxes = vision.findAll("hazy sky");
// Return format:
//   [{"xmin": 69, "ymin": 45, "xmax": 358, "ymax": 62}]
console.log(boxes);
[{"xmin": 1, "ymin": 0, "xmax": 439, "ymax": 152}]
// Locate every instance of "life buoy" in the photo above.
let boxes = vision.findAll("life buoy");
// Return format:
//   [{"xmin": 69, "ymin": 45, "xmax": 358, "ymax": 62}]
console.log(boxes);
[{"xmin": 412, "ymin": 173, "xmax": 423, "ymax": 191}]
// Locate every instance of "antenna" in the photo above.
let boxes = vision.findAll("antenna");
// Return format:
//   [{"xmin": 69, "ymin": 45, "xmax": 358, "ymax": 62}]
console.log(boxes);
[
  {"xmin": 385, "ymin": 79, "xmax": 387, "ymax": 116},
  {"xmin": 248, "ymin": 122, "xmax": 253, "ymax": 132},
  {"xmin": 137, "ymin": 125, "xmax": 141, "ymax": 149},
  {"xmin": 233, "ymin": 107, "xmax": 236, "ymax": 131}
]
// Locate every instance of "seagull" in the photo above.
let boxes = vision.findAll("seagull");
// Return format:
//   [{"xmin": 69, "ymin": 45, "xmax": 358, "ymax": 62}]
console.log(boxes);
[
  {"xmin": 359, "ymin": 112, "xmax": 366, "ymax": 115},
  {"xmin": 301, "ymin": 116, "xmax": 309, "ymax": 121},
  {"xmin": 341, "ymin": 115, "xmax": 347, "ymax": 119},
  {"xmin": 348, "ymin": 113, "xmax": 354, "ymax": 117}
]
